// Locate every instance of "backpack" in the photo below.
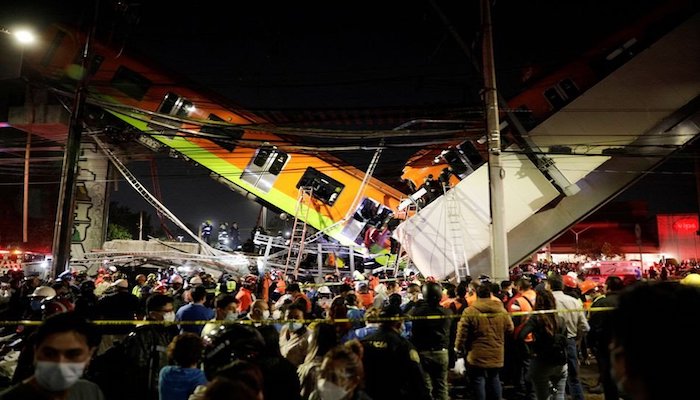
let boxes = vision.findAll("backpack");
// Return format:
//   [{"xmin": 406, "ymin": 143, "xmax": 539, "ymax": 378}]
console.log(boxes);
[{"xmin": 538, "ymin": 321, "xmax": 568, "ymax": 365}]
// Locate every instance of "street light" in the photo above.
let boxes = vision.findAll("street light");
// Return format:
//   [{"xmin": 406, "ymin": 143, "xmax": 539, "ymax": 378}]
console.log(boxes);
[
  {"xmin": 0, "ymin": 25, "xmax": 35, "ymax": 79},
  {"xmin": 1, "ymin": 26, "xmax": 36, "ymax": 44}
]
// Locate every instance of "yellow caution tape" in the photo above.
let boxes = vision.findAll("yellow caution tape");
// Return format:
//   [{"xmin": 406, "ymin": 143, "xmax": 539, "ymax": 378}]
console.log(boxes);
[{"xmin": 0, "ymin": 307, "xmax": 614, "ymax": 326}]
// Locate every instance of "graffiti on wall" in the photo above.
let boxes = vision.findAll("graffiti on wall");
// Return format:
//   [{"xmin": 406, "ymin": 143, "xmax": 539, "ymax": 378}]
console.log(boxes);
[{"xmin": 70, "ymin": 143, "xmax": 109, "ymax": 256}]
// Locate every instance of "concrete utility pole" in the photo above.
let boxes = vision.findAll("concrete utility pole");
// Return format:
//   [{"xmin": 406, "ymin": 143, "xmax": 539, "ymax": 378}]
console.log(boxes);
[
  {"xmin": 481, "ymin": 0, "xmax": 509, "ymax": 280},
  {"xmin": 51, "ymin": 1, "xmax": 99, "ymax": 277}
]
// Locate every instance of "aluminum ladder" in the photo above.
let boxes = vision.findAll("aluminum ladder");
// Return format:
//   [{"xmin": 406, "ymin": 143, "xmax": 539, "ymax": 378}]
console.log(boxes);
[
  {"xmin": 445, "ymin": 188, "xmax": 469, "ymax": 281},
  {"xmin": 285, "ymin": 186, "xmax": 314, "ymax": 276}
]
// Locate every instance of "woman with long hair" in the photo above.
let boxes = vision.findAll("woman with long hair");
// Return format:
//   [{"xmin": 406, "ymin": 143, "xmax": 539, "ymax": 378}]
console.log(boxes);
[
  {"xmin": 517, "ymin": 288, "xmax": 568, "ymax": 400},
  {"xmin": 298, "ymin": 322, "xmax": 340, "ymax": 399}
]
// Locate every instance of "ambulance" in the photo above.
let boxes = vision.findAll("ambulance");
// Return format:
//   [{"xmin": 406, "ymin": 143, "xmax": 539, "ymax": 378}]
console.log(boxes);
[{"xmin": 582, "ymin": 260, "xmax": 642, "ymax": 286}]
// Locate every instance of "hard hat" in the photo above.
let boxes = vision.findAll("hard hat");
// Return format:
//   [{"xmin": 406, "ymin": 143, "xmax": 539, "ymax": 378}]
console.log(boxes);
[
  {"xmin": 169, "ymin": 275, "xmax": 184, "ymax": 284},
  {"xmin": 318, "ymin": 286, "xmax": 332, "ymax": 295},
  {"xmin": 189, "ymin": 276, "xmax": 203, "ymax": 285},
  {"xmin": 30, "ymin": 286, "xmax": 57, "ymax": 299},
  {"xmin": 579, "ymin": 279, "xmax": 598, "ymax": 295},
  {"xmin": 563, "ymin": 275, "xmax": 578, "ymax": 289},
  {"xmin": 680, "ymin": 273, "xmax": 700, "ymax": 287}
]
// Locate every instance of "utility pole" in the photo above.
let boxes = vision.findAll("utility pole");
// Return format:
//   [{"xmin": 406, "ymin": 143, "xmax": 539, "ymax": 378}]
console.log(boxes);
[
  {"xmin": 481, "ymin": 0, "xmax": 508, "ymax": 280},
  {"xmin": 23, "ymin": 132, "xmax": 31, "ymax": 243},
  {"xmin": 51, "ymin": 1, "xmax": 99, "ymax": 277}
]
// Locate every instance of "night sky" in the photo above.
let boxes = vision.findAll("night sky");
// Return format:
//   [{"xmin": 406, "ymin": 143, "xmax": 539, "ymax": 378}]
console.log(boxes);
[{"xmin": 2, "ymin": 0, "xmax": 698, "ymax": 238}]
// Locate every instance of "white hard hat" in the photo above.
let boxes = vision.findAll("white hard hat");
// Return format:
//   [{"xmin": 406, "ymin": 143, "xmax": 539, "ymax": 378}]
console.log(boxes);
[
  {"xmin": 189, "ymin": 276, "xmax": 203, "ymax": 285},
  {"xmin": 30, "ymin": 286, "xmax": 56, "ymax": 299},
  {"xmin": 318, "ymin": 286, "xmax": 332, "ymax": 294},
  {"xmin": 169, "ymin": 275, "xmax": 184, "ymax": 284}
]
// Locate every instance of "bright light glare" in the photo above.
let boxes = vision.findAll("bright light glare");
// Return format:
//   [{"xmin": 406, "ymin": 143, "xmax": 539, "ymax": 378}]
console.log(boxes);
[{"xmin": 14, "ymin": 29, "xmax": 35, "ymax": 45}]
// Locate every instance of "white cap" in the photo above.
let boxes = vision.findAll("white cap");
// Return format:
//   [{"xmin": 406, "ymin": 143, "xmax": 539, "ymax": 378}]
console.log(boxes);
[
  {"xmin": 111, "ymin": 279, "xmax": 129, "ymax": 288},
  {"xmin": 169, "ymin": 275, "xmax": 184, "ymax": 284},
  {"xmin": 189, "ymin": 276, "xmax": 203, "ymax": 285}
]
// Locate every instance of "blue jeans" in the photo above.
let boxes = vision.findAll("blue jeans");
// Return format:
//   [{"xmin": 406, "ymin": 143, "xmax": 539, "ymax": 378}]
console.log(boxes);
[
  {"xmin": 527, "ymin": 358, "xmax": 567, "ymax": 400},
  {"xmin": 566, "ymin": 338, "xmax": 585, "ymax": 400},
  {"xmin": 469, "ymin": 367, "xmax": 502, "ymax": 400},
  {"xmin": 419, "ymin": 349, "xmax": 449, "ymax": 400}
]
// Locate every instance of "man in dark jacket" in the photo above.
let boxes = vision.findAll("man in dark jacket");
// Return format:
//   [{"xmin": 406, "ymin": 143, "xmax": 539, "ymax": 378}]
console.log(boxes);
[
  {"xmin": 99, "ymin": 294, "xmax": 177, "ymax": 400},
  {"xmin": 409, "ymin": 282, "xmax": 452, "ymax": 400},
  {"xmin": 362, "ymin": 305, "xmax": 431, "ymax": 400}
]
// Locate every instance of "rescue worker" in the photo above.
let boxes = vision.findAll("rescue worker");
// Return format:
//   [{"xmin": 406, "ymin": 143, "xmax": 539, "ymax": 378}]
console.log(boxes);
[
  {"xmin": 132, "ymin": 274, "xmax": 147, "ymax": 299},
  {"xmin": 236, "ymin": 275, "xmax": 257, "ymax": 315},
  {"xmin": 361, "ymin": 305, "xmax": 431, "ymax": 400},
  {"xmin": 167, "ymin": 274, "xmax": 186, "ymax": 311},
  {"xmin": 201, "ymin": 220, "xmax": 213, "ymax": 245}
]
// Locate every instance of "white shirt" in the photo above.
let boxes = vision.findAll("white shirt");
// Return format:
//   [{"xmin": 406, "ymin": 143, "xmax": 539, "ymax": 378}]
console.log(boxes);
[{"xmin": 552, "ymin": 290, "xmax": 590, "ymax": 339}]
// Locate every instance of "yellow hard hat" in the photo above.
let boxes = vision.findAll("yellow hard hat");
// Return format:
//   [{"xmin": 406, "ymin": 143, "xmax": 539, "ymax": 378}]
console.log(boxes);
[{"xmin": 680, "ymin": 273, "xmax": 700, "ymax": 287}]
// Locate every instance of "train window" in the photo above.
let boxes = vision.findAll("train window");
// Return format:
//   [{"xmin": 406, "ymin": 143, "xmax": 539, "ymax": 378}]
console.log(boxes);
[
  {"xmin": 158, "ymin": 92, "xmax": 178, "ymax": 114},
  {"xmin": 41, "ymin": 30, "xmax": 66, "ymax": 66},
  {"xmin": 111, "ymin": 66, "xmax": 152, "ymax": 101},
  {"xmin": 175, "ymin": 99, "xmax": 194, "ymax": 118},
  {"xmin": 253, "ymin": 146, "xmax": 273, "ymax": 167},
  {"xmin": 268, "ymin": 152, "xmax": 288, "ymax": 176},
  {"xmin": 200, "ymin": 114, "xmax": 243, "ymax": 152},
  {"xmin": 441, "ymin": 149, "xmax": 471, "ymax": 178},
  {"xmin": 240, "ymin": 146, "xmax": 290, "ymax": 193},
  {"xmin": 544, "ymin": 87, "xmax": 566, "ymax": 110},
  {"xmin": 458, "ymin": 140, "xmax": 484, "ymax": 167},
  {"xmin": 297, "ymin": 167, "xmax": 345, "ymax": 206},
  {"xmin": 559, "ymin": 79, "xmax": 579, "ymax": 99}
]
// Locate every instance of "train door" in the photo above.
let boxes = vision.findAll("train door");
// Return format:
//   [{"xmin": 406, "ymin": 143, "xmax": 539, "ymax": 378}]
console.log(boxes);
[
  {"xmin": 148, "ymin": 92, "xmax": 194, "ymax": 135},
  {"xmin": 240, "ymin": 145, "xmax": 290, "ymax": 193}
]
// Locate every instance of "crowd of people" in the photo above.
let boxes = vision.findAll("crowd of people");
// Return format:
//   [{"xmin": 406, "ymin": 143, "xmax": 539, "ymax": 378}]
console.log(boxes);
[{"xmin": 0, "ymin": 261, "xmax": 696, "ymax": 400}]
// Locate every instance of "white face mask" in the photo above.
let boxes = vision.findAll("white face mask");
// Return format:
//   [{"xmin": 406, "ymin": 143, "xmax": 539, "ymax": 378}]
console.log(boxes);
[
  {"xmin": 317, "ymin": 378, "xmax": 349, "ymax": 400},
  {"xmin": 262, "ymin": 310, "xmax": 270, "ymax": 319},
  {"xmin": 225, "ymin": 311, "xmax": 238, "ymax": 321},
  {"xmin": 35, "ymin": 361, "xmax": 86, "ymax": 391},
  {"xmin": 289, "ymin": 322, "xmax": 303, "ymax": 332},
  {"xmin": 163, "ymin": 311, "xmax": 176, "ymax": 322}
]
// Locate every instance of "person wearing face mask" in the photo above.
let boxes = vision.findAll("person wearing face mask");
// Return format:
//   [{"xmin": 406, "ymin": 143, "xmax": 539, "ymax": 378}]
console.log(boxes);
[
  {"xmin": 309, "ymin": 340, "xmax": 371, "ymax": 400},
  {"xmin": 0, "ymin": 311, "xmax": 103, "ymax": 400},
  {"xmin": 119, "ymin": 294, "xmax": 178, "ymax": 400},
  {"xmin": 201, "ymin": 294, "xmax": 239, "ymax": 337},
  {"xmin": 247, "ymin": 299, "xmax": 271, "ymax": 327},
  {"xmin": 279, "ymin": 303, "xmax": 310, "ymax": 368}
]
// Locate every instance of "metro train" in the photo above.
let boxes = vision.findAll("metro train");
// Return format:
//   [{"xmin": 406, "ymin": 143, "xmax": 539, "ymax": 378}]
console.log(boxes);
[{"xmin": 23, "ymin": 24, "xmax": 407, "ymax": 247}]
